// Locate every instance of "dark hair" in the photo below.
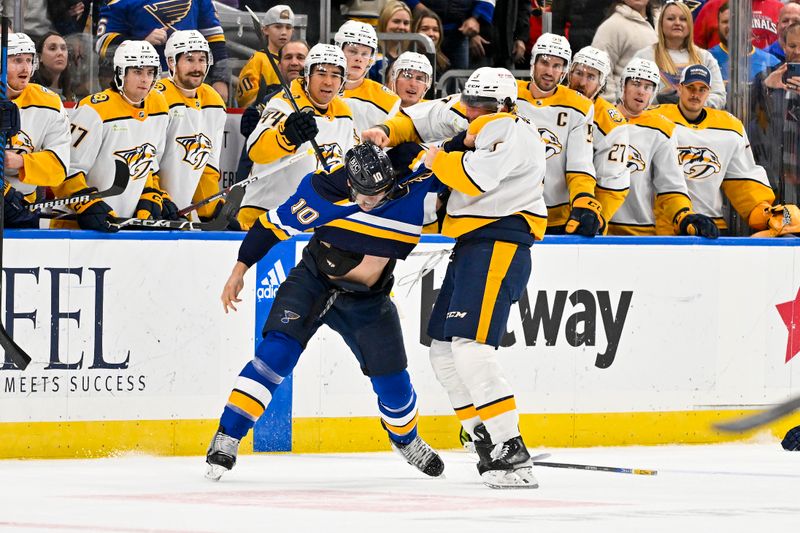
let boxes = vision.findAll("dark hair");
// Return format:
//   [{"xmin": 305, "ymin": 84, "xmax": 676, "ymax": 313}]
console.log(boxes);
[
  {"xmin": 277, "ymin": 39, "xmax": 310, "ymax": 60},
  {"xmin": 605, "ymin": 0, "xmax": 657, "ymax": 27},
  {"xmin": 413, "ymin": 8, "xmax": 450, "ymax": 72},
  {"xmin": 31, "ymin": 31, "xmax": 75, "ymax": 101},
  {"xmin": 718, "ymin": 2, "xmax": 729, "ymax": 18}
]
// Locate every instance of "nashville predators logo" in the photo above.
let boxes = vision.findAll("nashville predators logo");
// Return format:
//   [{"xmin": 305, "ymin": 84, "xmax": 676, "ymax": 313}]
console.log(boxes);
[
  {"xmin": 607, "ymin": 107, "xmax": 625, "ymax": 124},
  {"xmin": 538, "ymin": 128, "xmax": 563, "ymax": 159},
  {"xmin": 318, "ymin": 143, "xmax": 344, "ymax": 170},
  {"xmin": 114, "ymin": 143, "xmax": 158, "ymax": 181},
  {"xmin": 677, "ymin": 146, "xmax": 721, "ymax": 180},
  {"xmin": 143, "ymin": 0, "xmax": 191, "ymax": 29},
  {"xmin": 176, "ymin": 133, "xmax": 213, "ymax": 170},
  {"xmin": 8, "ymin": 130, "xmax": 34, "ymax": 154},
  {"xmin": 626, "ymin": 145, "xmax": 646, "ymax": 173}
]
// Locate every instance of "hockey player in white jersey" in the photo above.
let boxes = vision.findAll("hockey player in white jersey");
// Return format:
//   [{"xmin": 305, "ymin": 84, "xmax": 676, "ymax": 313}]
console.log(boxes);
[
  {"xmin": 656, "ymin": 64, "xmax": 780, "ymax": 235},
  {"xmin": 155, "ymin": 30, "xmax": 226, "ymax": 221},
  {"xmin": 335, "ymin": 21, "xmax": 400, "ymax": 133},
  {"xmin": 567, "ymin": 46, "xmax": 630, "ymax": 226},
  {"xmin": 609, "ymin": 58, "xmax": 718, "ymax": 238},
  {"xmin": 517, "ymin": 34, "xmax": 603, "ymax": 236},
  {"xmin": 237, "ymin": 44, "xmax": 357, "ymax": 230},
  {"xmin": 51, "ymin": 40, "xmax": 170, "ymax": 231},
  {"xmin": 423, "ymin": 68, "xmax": 547, "ymax": 489},
  {"xmin": 388, "ymin": 52, "xmax": 432, "ymax": 109},
  {"xmin": 2, "ymin": 32, "xmax": 70, "ymax": 227}
]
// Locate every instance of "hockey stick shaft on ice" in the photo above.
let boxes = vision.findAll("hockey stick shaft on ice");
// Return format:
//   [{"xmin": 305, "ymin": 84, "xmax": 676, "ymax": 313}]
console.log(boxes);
[
  {"xmin": 714, "ymin": 394, "xmax": 800, "ymax": 432},
  {"xmin": 28, "ymin": 160, "xmax": 129, "ymax": 210},
  {"xmin": 533, "ymin": 461, "xmax": 658, "ymax": 476},
  {"xmin": 0, "ymin": 14, "xmax": 32, "ymax": 370},
  {"xmin": 244, "ymin": 6, "xmax": 329, "ymax": 171}
]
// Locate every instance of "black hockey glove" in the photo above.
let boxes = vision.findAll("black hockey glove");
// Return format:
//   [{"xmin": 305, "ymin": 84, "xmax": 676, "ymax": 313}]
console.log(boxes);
[
  {"xmin": 240, "ymin": 105, "xmax": 261, "ymax": 138},
  {"xmin": 676, "ymin": 211, "xmax": 719, "ymax": 239},
  {"xmin": 160, "ymin": 192, "xmax": 182, "ymax": 221},
  {"xmin": 3, "ymin": 181, "xmax": 39, "ymax": 228},
  {"xmin": 565, "ymin": 194, "xmax": 604, "ymax": 237},
  {"xmin": 0, "ymin": 99, "xmax": 21, "ymax": 137},
  {"xmin": 442, "ymin": 130, "xmax": 470, "ymax": 152},
  {"xmin": 281, "ymin": 110, "xmax": 318, "ymax": 147},
  {"xmin": 782, "ymin": 425, "xmax": 800, "ymax": 451},
  {"xmin": 73, "ymin": 190, "xmax": 119, "ymax": 233}
]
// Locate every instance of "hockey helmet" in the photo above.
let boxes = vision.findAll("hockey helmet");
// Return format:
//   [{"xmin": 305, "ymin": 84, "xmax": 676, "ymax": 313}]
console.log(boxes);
[
  {"xmin": 164, "ymin": 30, "xmax": 213, "ymax": 75},
  {"xmin": 345, "ymin": 142, "xmax": 396, "ymax": 208},
  {"xmin": 571, "ymin": 46, "xmax": 611, "ymax": 87},
  {"xmin": 460, "ymin": 67, "xmax": 518, "ymax": 112},
  {"xmin": 113, "ymin": 40, "xmax": 161, "ymax": 91},
  {"xmin": 334, "ymin": 20, "xmax": 378, "ymax": 55},
  {"xmin": 622, "ymin": 57, "xmax": 660, "ymax": 89},
  {"xmin": 391, "ymin": 51, "xmax": 433, "ymax": 89},
  {"xmin": 531, "ymin": 33, "xmax": 571, "ymax": 76},
  {"xmin": 304, "ymin": 43, "xmax": 347, "ymax": 86},
  {"xmin": 7, "ymin": 33, "xmax": 39, "ymax": 73}
]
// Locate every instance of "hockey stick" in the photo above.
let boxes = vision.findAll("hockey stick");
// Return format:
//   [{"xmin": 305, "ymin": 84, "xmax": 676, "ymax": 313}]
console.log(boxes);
[
  {"xmin": 0, "ymin": 14, "xmax": 32, "ymax": 370},
  {"xmin": 28, "ymin": 160, "xmax": 129, "ymax": 210},
  {"xmin": 713, "ymin": 394, "xmax": 800, "ymax": 433},
  {"xmin": 176, "ymin": 149, "xmax": 312, "ymax": 217},
  {"xmin": 113, "ymin": 186, "xmax": 244, "ymax": 231},
  {"xmin": 244, "ymin": 6, "xmax": 329, "ymax": 171},
  {"xmin": 532, "ymin": 460, "xmax": 658, "ymax": 476}
]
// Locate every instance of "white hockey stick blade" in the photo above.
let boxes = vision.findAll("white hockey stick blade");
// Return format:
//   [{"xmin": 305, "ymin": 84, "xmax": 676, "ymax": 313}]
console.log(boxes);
[
  {"xmin": 714, "ymin": 395, "xmax": 800, "ymax": 432},
  {"xmin": 29, "ymin": 160, "xmax": 129, "ymax": 210}
]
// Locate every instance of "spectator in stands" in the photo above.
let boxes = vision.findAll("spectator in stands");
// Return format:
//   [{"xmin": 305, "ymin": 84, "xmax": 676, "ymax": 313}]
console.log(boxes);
[
  {"xmin": 551, "ymin": 0, "xmax": 613, "ymax": 53},
  {"xmin": 413, "ymin": 9, "xmax": 449, "ymax": 76},
  {"xmin": 710, "ymin": 2, "xmax": 780, "ymax": 83},
  {"xmin": 31, "ymin": 31, "xmax": 76, "ymax": 102},
  {"xmin": 486, "ymin": 0, "xmax": 530, "ymax": 69},
  {"xmin": 236, "ymin": 5, "xmax": 295, "ymax": 108},
  {"xmin": 95, "ymin": 0, "xmax": 231, "ymax": 102},
  {"xmin": 46, "ymin": 0, "xmax": 89, "ymax": 37},
  {"xmin": 634, "ymin": 0, "xmax": 727, "ymax": 108},
  {"xmin": 340, "ymin": 0, "xmax": 390, "ymax": 27},
  {"xmin": 371, "ymin": 1, "xmax": 413, "ymax": 83},
  {"xmin": 403, "ymin": 0, "xmax": 496, "ymax": 70},
  {"xmin": 592, "ymin": 0, "xmax": 660, "ymax": 102},
  {"xmin": 767, "ymin": 1, "xmax": 800, "ymax": 61},
  {"xmin": 385, "ymin": 51, "xmax": 432, "ymax": 107},
  {"xmin": 694, "ymin": 0, "xmax": 783, "ymax": 50},
  {"xmin": 22, "ymin": 0, "xmax": 52, "ymax": 42}
]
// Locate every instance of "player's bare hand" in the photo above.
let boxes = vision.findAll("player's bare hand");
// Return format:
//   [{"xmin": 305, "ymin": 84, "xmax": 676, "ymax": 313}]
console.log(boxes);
[
  {"xmin": 424, "ymin": 146, "xmax": 440, "ymax": 169},
  {"xmin": 361, "ymin": 127, "xmax": 390, "ymax": 147},
  {"xmin": 145, "ymin": 28, "xmax": 168, "ymax": 46},
  {"xmin": 459, "ymin": 17, "xmax": 480, "ymax": 37},
  {"xmin": 221, "ymin": 262, "xmax": 248, "ymax": 314},
  {"xmin": 4, "ymin": 151, "xmax": 23, "ymax": 170}
]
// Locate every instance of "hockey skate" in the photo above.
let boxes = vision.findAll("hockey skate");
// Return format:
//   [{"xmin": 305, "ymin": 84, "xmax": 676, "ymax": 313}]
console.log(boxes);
[
  {"xmin": 391, "ymin": 435, "xmax": 445, "ymax": 477},
  {"xmin": 479, "ymin": 433, "xmax": 538, "ymax": 489},
  {"xmin": 205, "ymin": 429, "xmax": 240, "ymax": 481}
]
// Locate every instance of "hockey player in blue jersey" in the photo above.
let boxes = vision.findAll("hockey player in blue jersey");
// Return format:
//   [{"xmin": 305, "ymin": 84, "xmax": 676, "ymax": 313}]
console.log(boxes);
[{"xmin": 206, "ymin": 141, "xmax": 446, "ymax": 481}]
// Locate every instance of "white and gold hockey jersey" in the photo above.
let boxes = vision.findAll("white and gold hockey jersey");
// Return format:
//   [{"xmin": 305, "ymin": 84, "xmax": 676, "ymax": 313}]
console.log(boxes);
[
  {"xmin": 608, "ymin": 109, "xmax": 692, "ymax": 235},
  {"xmin": 154, "ymin": 79, "xmax": 227, "ymax": 218},
  {"xmin": 52, "ymin": 88, "xmax": 169, "ymax": 218},
  {"xmin": 342, "ymin": 78, "xmax": 400, "ymax": 134},
  {"xmin": 239, "ymin": 78, "xmax": 357, "ymax": 230},
  {"xmin": 382, "ymin": 94, "xmax": 468, "ymax": 145},
  {"xmin": 515, "ymin": 82, "xmax": 597, "ymax": 228},
  {"xmin": 6, "ymin": 83, "xmax": 70, "ymax": 199},
  {"xmin": 592, "ymin": 96, "xmax": 630, "ymax": 224},
  {"xmin": 657, "ymin": 104, "xmax": 775, "ymax": 230},
  {"xmin": 429, "ymin": 113, "xmax": 548, "ymax": 240}
]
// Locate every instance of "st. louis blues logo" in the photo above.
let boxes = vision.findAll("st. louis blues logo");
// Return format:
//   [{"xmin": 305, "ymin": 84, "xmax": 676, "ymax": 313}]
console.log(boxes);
[
  {"xmin": 281, "ymin": 310, "xmax": 300, "ymax": 324},
  {"xmin": 144, "ymin": 0, "xmax": 192, "ymax": 28},
  {"xmin": 677, "ymin": 146, "xmax": 721, "ymax": 180},
  {"xmin": 176, "ymin": 133, "xmax": 213, "ymax": 170},
  {"xmin": 114, "ymin": 143, "xmax": 158, "ymax": 180},
  {"xmin": 626, "ymin": 145, "xmax": 646, "ymax": 173},
  {"xmin": 538, "ymin": 128, "xmax": 563, "ymax": 159}
]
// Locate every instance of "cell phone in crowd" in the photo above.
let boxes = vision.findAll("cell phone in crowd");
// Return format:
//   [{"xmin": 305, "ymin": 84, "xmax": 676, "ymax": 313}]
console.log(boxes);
[{"xmin": 783, "ymin": 62, "xmax": 800, "ymax": 83}]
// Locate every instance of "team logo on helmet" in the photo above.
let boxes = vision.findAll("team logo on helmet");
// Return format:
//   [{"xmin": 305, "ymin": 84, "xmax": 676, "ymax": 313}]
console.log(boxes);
[
  {"xmin": 677, "ymin": 146, "xmax": 721, "ymax": 180},
  {"xmin": 626, "ymin": 145, "xmax": 646, "ymax": 173},
  {"xmin": 9, "ymin": 130, "xmax": 34, "ymax": 154},
  {"xmin": 318, "ymin": 143, "xmax": 344, "ymax": 170},
  {"xmin": 538, "ymin": 128, "xmax": 563, "ymax": 159},
  {"xmin": 114, "ymin": 143, "xmax": 158, "ymax": 180},
  {"xmin": 176, "ymin": 133, "xmax": 213, "ymax": 170}
]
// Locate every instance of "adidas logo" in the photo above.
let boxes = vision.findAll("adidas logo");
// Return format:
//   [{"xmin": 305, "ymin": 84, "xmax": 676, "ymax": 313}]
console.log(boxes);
[{"xmin": 256, "ymin": 260, "xmax": 287, "ymax": 300}]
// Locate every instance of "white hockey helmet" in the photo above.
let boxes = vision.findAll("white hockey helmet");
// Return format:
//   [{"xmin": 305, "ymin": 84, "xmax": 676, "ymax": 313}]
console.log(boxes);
[
  {"xmin": 304, "ymin": 43, "xmax": 347, "ymax": 85},
  {"xmin": 571, "ymin": 46, "xmax": 611, "ymax": 87},
  {"xmin": 334, "ymin": 20, "xmax": 379, "ymax": 53},
  {"xmin": 113, "ymin": 40, "xmax": 161, "ymax": 90},
  {"xmin": 461, "ymin": 67, "xmax": 518, "ymax": 112},
  {"xmin": 531, "ymin": 33, "xmax": 571, "ymax": 74},
  {"xmin": 164, "ymin": 30, "xmax": 213, "ymax": 74},
  {"xmin": 622, "ymin": 57, "xmax": 660, "ymax": 87},
  {"xmin": 7, "ymin": 33, "xmax": 39, "ymax": 72},
  {"xmin": 391, "ymin": 51, "xmax": 433, "ymax": 88}
]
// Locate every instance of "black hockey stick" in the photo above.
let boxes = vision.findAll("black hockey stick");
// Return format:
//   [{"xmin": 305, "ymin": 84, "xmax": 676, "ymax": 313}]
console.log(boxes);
[
  {"xmin": 0, "ymin": 14, "xmax": 32, "ymax": 370},
  {"xmin": 714, "ymin": 394, "xmax": 800, "ymax": 432},
  {"xmin": 114, "ymin": 186, "xmax": 244, "ymax": 231},
  {"xmin": 28, "ymin": 160, "xmax": 129, "ymax": 210},
  {"xmin": 244, "ymin": 6, "xmax": 330, "ymax": 171},
  {"xmin": 176, "ymin": 149, "xmax": 311, "ymax": 217},
  {"xmin": 533, "ymin": 461, "xmax": 658, "ymax": 476}
]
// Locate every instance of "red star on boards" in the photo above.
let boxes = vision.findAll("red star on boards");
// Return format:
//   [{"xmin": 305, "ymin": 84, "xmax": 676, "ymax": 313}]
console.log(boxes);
[{"xmin": 776, "ymin": 287, "xmax": 800, "ymax": 363}]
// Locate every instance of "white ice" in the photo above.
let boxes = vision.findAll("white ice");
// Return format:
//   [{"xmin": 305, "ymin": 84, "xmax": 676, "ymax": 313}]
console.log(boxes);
[{"xmin": 1, "ymin": 442, "xmax": 798, "ymax": 533}]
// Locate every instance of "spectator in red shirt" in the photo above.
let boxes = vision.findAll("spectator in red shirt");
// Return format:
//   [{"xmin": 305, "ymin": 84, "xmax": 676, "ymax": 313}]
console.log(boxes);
[{"xmin": 694, "ymin": 0, "xmax": 783, "ymax": 50}]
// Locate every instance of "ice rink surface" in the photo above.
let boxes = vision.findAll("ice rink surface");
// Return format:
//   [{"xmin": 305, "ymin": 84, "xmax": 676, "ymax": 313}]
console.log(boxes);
[{"xmin": 1, "ymin": 442, "xmax": 798, "ymax": 533}]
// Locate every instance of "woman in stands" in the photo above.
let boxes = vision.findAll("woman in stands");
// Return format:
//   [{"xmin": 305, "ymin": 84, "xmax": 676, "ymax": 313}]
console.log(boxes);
[
  {"xmin": 370, "ymin": 0, "xmax": 412, "ymax": 83},
  {"xmin": 31, "ymin": 31, "xmax": 75, "ymax": 102}
]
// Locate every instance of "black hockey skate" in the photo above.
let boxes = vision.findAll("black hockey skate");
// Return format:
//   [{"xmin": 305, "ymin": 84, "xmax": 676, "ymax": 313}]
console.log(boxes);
[
  {"xmin": 391, "ymin": 435, "xmax": 445, "ymax": 477},
  {"xmin": 479, "ymin": 433, "xmax": 538, "ymax": 489},
  {"xmin": 205, "ymin": 428, "xmax": 240, "ymax": 481},
  {"xmin": 472, "ymin": 424, "xmax": 496, "ymax": 475}
]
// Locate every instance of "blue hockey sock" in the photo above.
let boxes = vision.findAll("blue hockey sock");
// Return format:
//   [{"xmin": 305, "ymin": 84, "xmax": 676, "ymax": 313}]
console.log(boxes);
[{"xmin": 370, "ymin": 370, "xmax": 418, "ymax": 445}]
